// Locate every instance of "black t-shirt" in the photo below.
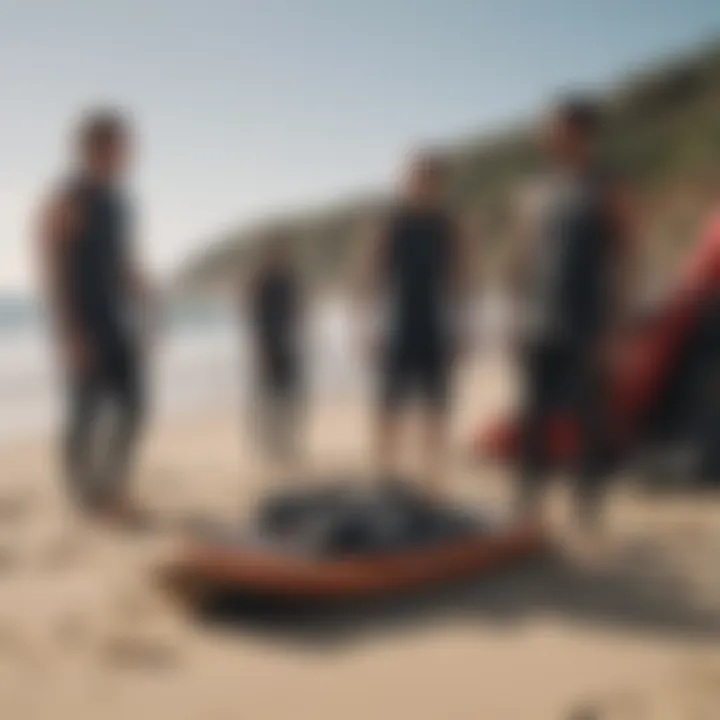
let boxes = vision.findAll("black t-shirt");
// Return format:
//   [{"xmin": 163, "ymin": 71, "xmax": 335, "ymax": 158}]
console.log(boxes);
[
  {"xmin": 530, "ymin": 168, "xmax": 618, "ymax": 343},
  {"xmin": 383, "ymin": 206, "xmax": 457, "ymax": 349},
  {"xmin": 63, "ymin": 176, "xmax": 133, "ymax": 338},
  {"xmin": 250, "ymin": 265, "xmax": 301, "ymax": 357}
]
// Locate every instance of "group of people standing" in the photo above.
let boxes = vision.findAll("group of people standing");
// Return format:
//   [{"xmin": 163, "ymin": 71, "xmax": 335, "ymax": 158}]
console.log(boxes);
[{"xmin": 39, "ymin": 95, "xmax": 631, "ymax": 541}]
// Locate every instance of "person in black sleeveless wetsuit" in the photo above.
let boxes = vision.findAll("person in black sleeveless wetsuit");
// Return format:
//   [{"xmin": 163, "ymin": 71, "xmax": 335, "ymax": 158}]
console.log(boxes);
[
  {"xmin": 246, "ymin": 233, "xmax": 304, "ymax": 466},
  {"xmin": 359, "ymin": 152, "xmax": 470, "ymax": 493},
  {"xmin": 516, "ymin": 97, "xmax": 633, "ymax": 538},
  {"xmin": 38, "ymin": 110, "xmax": 150, "ymax": 518}
]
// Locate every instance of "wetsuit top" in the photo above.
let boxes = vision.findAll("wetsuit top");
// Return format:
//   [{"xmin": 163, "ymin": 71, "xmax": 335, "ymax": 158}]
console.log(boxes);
[
  {"xmin": 63, "ymin": 176, "xmax": 133, "ymax": 340},
  {"xmin": 250, "ymin": 264, "xmax": 301, "ymax": 359},
  {"xmin": 530, "ymin": 169, "xmax": 617, "ymax": 345},
  {"xmin": 384, "ymin": 206, "xmax": 456, "ymax": 351}
]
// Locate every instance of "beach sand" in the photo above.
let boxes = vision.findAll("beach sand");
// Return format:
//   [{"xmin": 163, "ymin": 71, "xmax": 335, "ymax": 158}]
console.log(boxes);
[{"xmin": 0, "ymin": 357, "xmax": 719, "ymax": 719}]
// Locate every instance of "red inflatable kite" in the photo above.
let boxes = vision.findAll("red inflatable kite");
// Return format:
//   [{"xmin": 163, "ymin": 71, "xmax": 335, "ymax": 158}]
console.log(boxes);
[{"xmin": 474, "ymin": 213, "xmax": 720, "ymax": 467}]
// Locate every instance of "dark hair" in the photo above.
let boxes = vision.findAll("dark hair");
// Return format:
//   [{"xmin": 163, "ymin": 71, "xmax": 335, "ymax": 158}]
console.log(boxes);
[
  {"xmin": 555, "ymin": 95, "xmax": 604, "ymax": 136},
  {"xmin": 76, "ymin": 108, "xmax": 128, "ymax": 154}
]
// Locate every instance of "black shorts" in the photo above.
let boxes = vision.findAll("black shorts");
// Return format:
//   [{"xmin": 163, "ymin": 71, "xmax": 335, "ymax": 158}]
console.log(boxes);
[
  {"xmin": 380, "ymin": 341, "xmax": 450, "ymax": 412},
  {"xmin": 519, "ymin": 337, "xmax": 608, "ymax": 480},
  {"xmin": 258, "ymin": 345, "xmax": 300, "ymax": 396},
  {"xmin": 70, "ymin": 330, "xmax": 144, "ymax": 395}
]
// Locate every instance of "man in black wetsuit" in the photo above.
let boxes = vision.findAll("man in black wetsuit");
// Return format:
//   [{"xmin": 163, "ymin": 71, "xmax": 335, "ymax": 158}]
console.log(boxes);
[
  {"xmin": 38, "ymin": 110, "xmax": 151, "ymax": 519},
  {"xmin": 359, "ymin": 152, "xmax": 470, "ymax": 493},
  {"xmin": 516, "ymin": 97, "xmax": 633, "ymax": 537},
  {"xmin": 246, "ymin": 233, "xmax": 304, "ymax": 467}
]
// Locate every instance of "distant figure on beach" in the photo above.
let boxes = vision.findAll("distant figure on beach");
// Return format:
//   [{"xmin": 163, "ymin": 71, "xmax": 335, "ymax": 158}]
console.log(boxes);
[
  {"xmin": 37, "ymin": 110, "xmax": 152, "ymax": 520},
  {"xmin": 245, "ymin": 232, "xmax": 305, "ymax": 469},
  {"xmin": 358, "ymin": 152, "xmax": 471, "ymax": 493},
  {"xmin": 514, "ymin": 96, "xmax": 634, "ymax": 540}
]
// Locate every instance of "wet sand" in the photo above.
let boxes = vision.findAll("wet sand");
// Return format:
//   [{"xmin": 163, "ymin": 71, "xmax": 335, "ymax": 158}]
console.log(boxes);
[{"xmin": 0, "ymin": 357, "xmax": 719, "ymax": 719}]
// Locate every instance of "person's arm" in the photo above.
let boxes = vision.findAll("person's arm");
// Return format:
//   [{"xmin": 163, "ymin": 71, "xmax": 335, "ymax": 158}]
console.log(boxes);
[
  {"xmin": 287, "ymin": 264, "xmax": 307, "ymax": 357},
  {"xmin": 354, "ymin": 216, "xmax": 386, "ymax": 305},
  {"xmin": 453, "ymin": 216, "xmax": 476, "ymax": 301},
  {"xmin": 506, "ymin": 182, "xmax": 542, "ymax": 298},
  {"xmin": 37, "ymin": 189, "xmax": 89, "ymax": 370}
]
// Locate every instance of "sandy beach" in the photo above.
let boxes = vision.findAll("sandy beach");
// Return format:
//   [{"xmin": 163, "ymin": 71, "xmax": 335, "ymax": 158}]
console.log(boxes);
[{"xmin": 0, "ymin": 356, "xmax": 719, "ymax": 720}]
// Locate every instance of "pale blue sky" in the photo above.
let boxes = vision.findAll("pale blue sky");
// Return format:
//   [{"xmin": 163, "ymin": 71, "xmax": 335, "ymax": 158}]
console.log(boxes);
[{"xmin": 2, "ymin": 0, "xmax": 720, "ymax": 291}]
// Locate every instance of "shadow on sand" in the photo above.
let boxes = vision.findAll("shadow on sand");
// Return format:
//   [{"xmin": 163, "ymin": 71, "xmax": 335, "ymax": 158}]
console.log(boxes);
[{"xmin": 194, "ymin": 536, "xmax": 720, "ymax": 648}]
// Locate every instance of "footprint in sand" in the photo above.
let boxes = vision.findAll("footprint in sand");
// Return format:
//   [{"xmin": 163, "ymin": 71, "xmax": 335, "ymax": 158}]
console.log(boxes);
[
  {"xmin": 98, "ymin": 620, "xmax": 182, "ymax": 670},
  {"xmin": 566, "ymin": 690, "xmax": 647, "ymax": 720},
  {"xmin": 36, "ymin": 528, "xmax": 89, "ymax": 572},
  {"xmin": 0, "ymin": 486, "xmax": 36, "ymax": 525},
  {"xmin": 574, "ymin": 662, "xmax": 720, "ymax": 719},
  {"xmin": 566, "ymin": 707, "xmax": 600, "ymax": 720},
  {"xmin": 96, "ymin": 585, "xmax": 185, "ymax": 670}
]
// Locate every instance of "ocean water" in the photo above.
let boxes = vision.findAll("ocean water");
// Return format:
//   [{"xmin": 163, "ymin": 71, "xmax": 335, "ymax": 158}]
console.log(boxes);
[{"xmin": 0, "ymin": 296, "xmax": 510, "ymax": 445}]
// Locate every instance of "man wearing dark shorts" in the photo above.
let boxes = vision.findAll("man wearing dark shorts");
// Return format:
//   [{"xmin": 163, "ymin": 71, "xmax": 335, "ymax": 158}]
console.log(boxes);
[
  {"xmin": 359, "ymin": 153, "xmax": 469, "ymax": 493},
  {"xmin": 38, "ymin": 110, "xmax": 151, "ymax": 518},
  {"xmin": 247, "ymin": 234, "xmax": 304, "ymax": 466},
  {"xmin": 517, "ymin": 97, "xmax": 633, "ymax": 537}
]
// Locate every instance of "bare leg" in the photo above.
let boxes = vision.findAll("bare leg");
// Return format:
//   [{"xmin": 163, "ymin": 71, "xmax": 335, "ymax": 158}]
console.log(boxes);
[
  {"xmin": 99, "ymin": 343, "xmax": 147, "ymax": 524},
  {"xmin": 421, "ymin": 408, "xmax": 448, "ymax": 497},
  {"xmin": 258, "ymin": 391, "xmax": 283, "ymax": 484},
  {"xmin": 65, "ymin": 369, "xmax": 103, "ymax": 510},
  {"xmin": 517, "ymin": 341, "xmax": 559, "ymax": 524},
  {"xmin": 572, "ymin": 352, "xmax": 609, "ymax": 556},
  {"xmin": 276, "ymin": 391, "xmax": 302, "ymax": 471},
  {"xmin": 376, "ymin": 407, "xmax": 402, "ymax": 479}
]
